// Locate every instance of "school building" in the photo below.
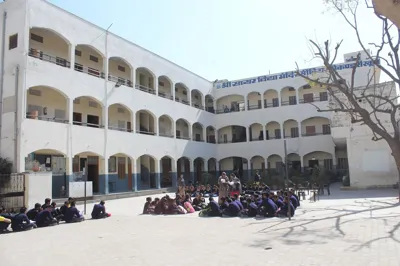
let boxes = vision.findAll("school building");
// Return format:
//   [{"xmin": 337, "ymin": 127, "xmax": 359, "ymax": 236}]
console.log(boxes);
[{"xmin": 0, "ymin": 0, "xmax": 398, "ymax": 200}]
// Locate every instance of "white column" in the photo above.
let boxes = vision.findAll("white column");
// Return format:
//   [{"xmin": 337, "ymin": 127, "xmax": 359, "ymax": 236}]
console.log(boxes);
[
  {"xmin": 261, "ymin": 93, "xmax": 265, "ymax": 109},
  {"xmin": 155, "ymin": 76, "xmax": 159, "ymax": 95},
  {"xmin": 278, "ymin": 90, "xmax": 282, "ymax": 106},
  {"xmin": 67, "ymin": 98, "xmax": 73, "ymax": 180},
  {"xmin": 296, "ymin": 89, "xmax": 300, "ymax": 104},
  {"xmin": 203, "ymin": 126, "xmax": 206, "ymax": 142},
  {"xmin": 131, "ymin": 67, "xmax": 136, "ymax": 88},
  {"xmin": 262, "ymin": 124, "xmax": 266, "ymax": 140},
  {"xmin": 280, "ymin": 124, "xmax": 284, "ymax": 139},
  {"xmin": 298, "ymin": 121, "xmax": 302, "ymax": 137},
  {"xmin": 171, "ymin": 83, "xmax": 175, "ymax": 100},
  {"xmin": 244, "ymin": 95, "xmax": 248, "ymax": 111},
  {"xmin": 133, "ymin": 158, "xmax": 138, "ymax": 191},
  {"xmin": 188, "ymin": 124, "xmax": 192, "ymax": 140},
  {"xmin": 69, "ymin": 44, "xmax": 75, "ymax": 69},
  {"xmin": 202, "ymin": 96, "xmax": 206, "ymax": 110},
  {"xmin": 247, "ymin": 127, "xmax": 250, "ymax": 142},
  {"xmin": 189, "ymin": 90, "xmax": 192, "ymax": 107}
]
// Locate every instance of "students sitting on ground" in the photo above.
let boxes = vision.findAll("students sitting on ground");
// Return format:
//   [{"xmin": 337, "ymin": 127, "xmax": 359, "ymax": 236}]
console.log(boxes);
[
  {"xmin": 233, "ymin": 194, "xmax": 244, "ymax": 211},
  {"xmin": 192, "ymin": 193, "xmax": 206, "ymax": 211},
  {"xmin": 183, "ymin": 194, "xmax": 195, "ymax": 213},
  {"xmin": 41, "ymin": 198, "xmax": 52, "ymax": 210},
  {"xmin": 35, "ymin": 207, "xmax": 58, "ymax": 227},
  {"xmin": 222, "ymin": 197, "xmax": 241, "ymax": 217},
  {"xmin": 199, "ymin": 196, "xmax": 222, "ymax": 217},
  {"xmin": 27, "ymin": 203, "xmax": 41, "ymax": 221},
  {"xmin": 12, "ymin": 207, "xmax": 37, "ymax": 232},
  {"xmin": 289, "ymin": 190, "xmax": 300, "ymax": 208},
  {"xmin": 143, "ymin": 197, "xmax": 152, "ymax": 214},
  {"xmin": 50, "ymin": 202, "xmax": 64, "ymax": 221},
  {"xmin": 65, "ymin": 201, "xmax": 84, "ymax": 223},
  {"xmin": 278, "ymin": 196, "xmax": 295, "ymax": 217},
  {"xmin": 92, "ymin": 200, "xmax": 111, "ymax": 219},
  {"xmin": 258, "ymin": 192, "xmax": 278, "ymax": 218},
  {"xmin": 286, "ymin": 191, "xmax": 299, "ymax": 209},
  {"xmin": 219, "ymin": 197, "xmax": 229, "ymax": 210},
  {"xmin": 0, "ymin": 214, "xmax": 11, "ymax": 233},
  {"xmin": 273, "ymin": 194, "xmax": 284, "ymax": 209},
  {"xmin": 60, "ymin": 201, "xmax": 69, "ymax": 218},
  {"xmin": 245, "ymin": 198, "xmax": 258, "ymax": 217}
]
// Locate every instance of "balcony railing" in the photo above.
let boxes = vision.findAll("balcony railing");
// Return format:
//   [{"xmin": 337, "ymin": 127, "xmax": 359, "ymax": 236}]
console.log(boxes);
[
  {"xmin": 284, "ymin": 134, "xmax": 299, "ymax": 139},
  {"xmin": 250, "ymin": 137, "xmax": 264, "ymax": 141},
  {"xmin": 176, "ymin": 136, "xmax": 191, "ymax": 140},
  {"xmin": 299, "ymin": 96, "xmax": 328, "ymax": 103},
  {"xmin": 193, "ymin": 138, "xmax": 205, "ymax": 142},
  {"xmin": 135, "ymin": 84, "xmax": 156, "ymax": 95},
  {"xmin": 159, "ymin": 132, "xmax": 174, "ymax": 138},
  {"xmin": 108, "ymin": 74, "xmax": 133, "ymax": 87},
  {"xmin": 217, "ymin": 139, "xmax": 246, "ymax": 144},
  {"xmin": 207, "ymin": 139, "xmax": 216, "ymax": 144},
  {"xmin": 248, "ymin": 105, "xmax": 262, "ymax": 110},
  {"xmin": 266, "ymin": 136, "xmax": 282, "ymax": 140},
  {"xmin": 28, "ymin": 48, "xmax": 70, "ymax": 68},
  {"xmin": 280, "ymin": 100, "xmax": 297, "ymax": 106},
  {"xmin": 264, "ymin": 102, "xmax": 279, "ymax": 108},
  {"xmin": 216, "ymin": 106, "xmax": 245, "ymax": 114},
  {"xmin": 73, "ymin": 121, "xmax": 104, "ymax": 128},
  {"xmin": 206, "ymin": 107, "xmax": 215, "ymax": 114},
  {"xmin": 192, "ymin": 103, "xmax": 204, "ymax": 110},
  {"xmin": 74, "ymin": 63, "xmax": 105, "ymax": 79},
  {"xmin": 108, "ymin": 125, "xmax": 133, "ymax": 132},
  {"xmin": 26, "ymin": 114, "xmax": 69, "ymax": 124},
  {"xmin": 181, "ymin": 99, "xmax": 190, "ymax": 106},
  {"xmin": 136, "ymin": 130, "xmax": 156, "ymax": 135},
  {"xmin": 158, "ymin": 92, "xmax": 174, "ymax": 100},
  {"xmin": 301, "ymin": 132, "xmax": 331, "ymax": 137}
]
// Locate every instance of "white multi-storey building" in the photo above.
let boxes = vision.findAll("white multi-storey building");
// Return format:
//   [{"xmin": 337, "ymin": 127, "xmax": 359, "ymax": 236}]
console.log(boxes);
[{"xmin": 0, "ymin": 0, "xmax": 397, "ymax": 197}]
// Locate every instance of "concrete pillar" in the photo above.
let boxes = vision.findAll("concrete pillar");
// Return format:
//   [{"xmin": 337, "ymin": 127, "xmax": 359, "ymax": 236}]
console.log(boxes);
[
  {"xmin": 131, "ymin": 67, "xmax": 136, "ymax": 88},
  {"xmin": 104, "ymin": 157, "xmax": 109, "ymax": 194},
  {"xmin": 133, "ymin": 158, "xmax": 137, "ymax": 191},
  {"xmin": 190, "ymin": 160, "xmax": 194, "ymax": 184},
  {"xmin": 189, "ymin": 90, "xmax": 192, "ymax": 107},
  {"xmin": 155, "ymin": 76, "xmax": 159, "ymax": 95},
  {"xmin": 247, "ymin": 127, "xmax": 250, "ymax": 142},
  {"xmin": 244, "ymin": 95, "xmax": 248, "ymax": 111},
  {"xmin": 278, "ymin": 90, "xmax": 282, "ymax": 106},
  {"xmin": 262, "ymin": 124, "xmax": 266, "ymax": 140},
  {"xmin": 156, "ymin": 159, "xmax": 161, "ymax": 189},
  {"xmin": 296, "ymin": 89, "xmax": 300, "ymax": 105},
  {"xmin": 280, "ymin": 124, "xmax": 284, "ymax": 139},
  {"xmin": 298, "ymin": 121, "xmax": 302, "ymax": 137},
  {"xmin": 69, "ymin": 44, "xmax": 75, "ymax": 69}
]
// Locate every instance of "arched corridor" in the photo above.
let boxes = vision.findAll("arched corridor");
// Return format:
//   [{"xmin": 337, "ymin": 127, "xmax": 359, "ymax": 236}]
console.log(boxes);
[
  {"xmin": 216, "ymin": 95, "xmax": 245, "ymax": 114},
  {"xmin": 108, "ymin": 57, "xmax": 133, "ymax": 87},
  {"xmin": 175, "ymin": 83, "xmax": 190, "ymax": 105},
  {"xmin": 136, "ymin": 110, "xmax": 156, "ymax": 135},
  {"xmin": 158, "ymin": 76, "xmax": 173, "ymax": 100},
  {"xmin": 206, "ymin": 126, "xmax": 216, "ymax": 143},
  {"xmin": 137, "ymin": 155, "xmax": 158, "ymax": 190},
  {"xmin": 176, "ymin": 119, "xmax": 191, "ymax": 140},
  {"xmin": 249, "ymin": 123, "xmax": 263, "ymax": 141},
  {"xmin": 74, "ymin": 44, "xmax": 104, "ymax": 78},
  {"xmin": 158, "ymin": 115, "xmax": 174, "ymax": 138},
  {"xmin": 205, "ymin": 95, "xmax": 215, "ymax": 113},
  {"xmin": 265, "ymin": 121, "xmax": 281, "ymax": 140},
  {"xmin": 283, "ymin": 119, "xmax": 299, "ymax": 139},
  {"xmin": 191, "ymin": 89, "xmax": 204, "ymax": 109},
  {"xmin": 136, "ymin": 67, "xmax": 155, "ymax": 94},
  {"xmin": 301, "ymin": 117, "xmax": 331, "ymax": 137},
  {"xmin": 107, "ymin": 153, "xmax": 133, "ymax": 193},
  {"xmin": 177, "ymin": 157, "xmax": 191, "ymax": 183},
  {"xmin": 192, "ymin": 122, "xmax": 204, "ymax": 142},
  {"xmin": 247, "ymin": 91, "xmax": 262, "ymax": 110},
  {"xmin": 108, "ymin": 104, "xmax": 133, "ymax": 132},
  {"xmin": 160, "ymin": 156, "xmax": 174, "ymax": 188},
  {"xmin": 217, "ymin": 125, "xmax": 247, "ymax": 143},
  {"xmin": 281, "ymin": 86, "xmax": 297, "ymax": 106},
  {"xmin": 194, "ymin": 157, "xmax": 205, "ymax": 184},
  {"xmin": 73, "ymin": 96, "xmax": 104, "ymax": 128},
  {"xmin": 263, "ymin": 89, "xmax": 279, "ymax": 108}
]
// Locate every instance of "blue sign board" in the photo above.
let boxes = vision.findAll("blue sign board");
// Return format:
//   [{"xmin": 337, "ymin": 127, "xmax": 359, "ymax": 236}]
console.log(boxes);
[{"xmin": 215, "ymin": 60, "xmax": 375, "ymax": 89}]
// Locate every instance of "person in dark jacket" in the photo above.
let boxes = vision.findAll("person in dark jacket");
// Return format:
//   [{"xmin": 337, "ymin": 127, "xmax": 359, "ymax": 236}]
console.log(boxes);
[
  {"xmin": 290, "ymin": 189, "xmax": 300, "ymax": 207},
  {"xmin": 60, "ymin": 201, "xmax": 69, "ymax": 217},
  {"xmin": 243, "ymin": 198, "xmax": 258, "ymax": 217},
  {"xmin": 204, "ymin": 197, "xmax": 222, "ymax": 217},
  {"xmin": 11, "ymin": 207, "xmax": 36, "ymax": 231},
  {"xmin": 41, "ymin": 198, "xmax": 52, "ymax": 210},
  {"xmin": 65, "ymin": 201, "xmax": 84, "ymax": 223},
  {"xmin": 36, "ymin": 208, "xmax": 58, "ymax": 227},
  {"xmin": 288, "ymin": 191, "xmax": 299, "ymax": 209},
  {"xmin": 91, "ymin": 200, "xmax": 110, "ymax": 219},
  {"xmin": 258, "ymin": 192, "xmax": 278, "ymax": 217},
  {"xmin": 27, "ymin": 203, "xmax": 41, "ymax": 221},
  {"xmin": 278, "ymin": 196, "xmax": 295, "ymax": 217},
  {"xmin": 223, "ymin": 198, "xmax": 241, "ymax": 217}
]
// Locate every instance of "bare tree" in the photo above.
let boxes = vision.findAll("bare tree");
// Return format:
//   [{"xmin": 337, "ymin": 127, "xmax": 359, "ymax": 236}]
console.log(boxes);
[{"xmin": 295, "ymin": 0, "xmax": 400, "ymax": 198}]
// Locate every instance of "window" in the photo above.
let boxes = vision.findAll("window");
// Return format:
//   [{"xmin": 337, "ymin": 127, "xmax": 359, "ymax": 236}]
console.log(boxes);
[
  {"xmin": 75, "ymin": 50, "xmax": 82, "ymax": 56},
  {"xmin": 30, "ymin": 33, "xmax": 43, "ymax": 43},
  {"xmin": 320, "ymin": 91, "xmax": 328, "ymax": 101},
  {"xmin": 274, "ymin": 129, "xmax": 281, "ymax": 139},
  {"xmin": 159, "ymin": 81, "xmax": 165, "ymax": 87},
  {"xmin": 323, "ymin": 159, "xmax": 333, "ymax": 170},
  {"xmin": 257, "ymin": 100, "xmax": 262, "ymax": 108},
  {"xmin": 176, "ymin": 130, "xmax": 181, "ymax": 138},
  {"xmin": 118, "ymin": 157, "xmax": 126, "ymax": 180},
  {"xmin": 108, "ymin": 156, "xmax": 117, "ymax": 172},
  {"xmin": 303, "ymin": 84, "xmax": 311, "ymax": 89},
  {"xmin": 322, "ymin": 124, "xmax": 331, "ymax": 135},
  {"xmin": 73, "ymin": 156, "xmax": 80, "ymax": 173},
  {"xmin": 289, "ymin": 96, "xmax": 297, "ymax": 105},
  {"xmin": 337, "ymin": 158, "xmax": 349, "ymax": 169},
  {"xmin": 288, "ymin": 87, "xmax": 295, "ymax": 91},
  {"xmin": 305, "ymin": 125, "xmax": 316, "ymax": 136},
  {"xmin": 90, "ymin": 55, "xmax": 98, "ymax": 63},
  {"xmin": 9, "ymin": 34, "xmax": 17, "ymax": 50},
  {"xmin": 118, "ymin": 65, "xmax": 125, "ymax": 72},
  {"xmin": 290, "ymin": 127, "xmax": 299, "ymax": 138},
  {"xmin": 272, "ymin": 98, "xmax": 279, "ymax": 107},
  {"xmin": 195, "ymin": 134, "xmax": 201, "ymax": 141},
  {"xmin": 303, "ymin": 93, "xmax": 314, "ymax": 103}
]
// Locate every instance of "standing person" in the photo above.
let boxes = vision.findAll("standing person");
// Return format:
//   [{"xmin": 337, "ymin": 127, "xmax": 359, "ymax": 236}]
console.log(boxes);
[
  {"xmin": 254, "ymin": 170, "xmax": 261, "ymax": 184},
  {"xmin": 230, "ymin": 173, "xmax": 242, "ymax": 197},
  {"xmin": 177, "ymin": 174, "xmax": 185, "ymax": 198},
  {"xmin": 218, "ymin": 172, "xmax": 230, "ymax": 204}
]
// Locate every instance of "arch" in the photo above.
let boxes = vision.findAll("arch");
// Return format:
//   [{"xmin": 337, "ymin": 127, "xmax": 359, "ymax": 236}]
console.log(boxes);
[
  {"xmin": 28, "ymin": 85, "xmax": 69, "ymax": 99},
  {"xmin": 247, "ymin": 91, "xmax": 262, "ymax": 110},
  {"xmin": 207, "ymin": 157, "xmax": 217, "ymax": 173},
  {"xmin": 160, "ymin": 155, "xmax": 175, "ymax": 188},
  {"xmin": 108, "ymin": 103, "xmax": 133, "ymax": 132},
  {"xmin": 26, "ymin": 86, "xmax": 69, "ymax": 123},
  {"xmin": 282, "ymin": 119, "xmax": 299, "ymax": 139},
  {"xmin": 107, "ymin": 152, "xmax": 134, "ymax": 192},
  {"xmin": 30, "ymin": 27, "xmax": 71, "ymax": 45},
  {"xmin": 216, "ymin": 94, "xmax": 245, "ymax": 113},
  {"xmin": 263, "ymin": 89, "xmax": 279, "ymax": 108},
  {"xmin": 136, "ymin": 109, "xmax": 157, "ymax": 135},
  {"xmin": 73, "ymin": 95, "xmax": 104, "ymax": 107},
  {"xmin": 26, "ymin": 148, "xmax": 66, "ymax": 158},
  {"xmin": 175, "ymin": 82, "xmax": 190, "ymax": 105},
  {"xmin": 137, "ymin": 154, "xmax": 157, "ymax": 190},
  {"xmin": 158, "ymin": 75, "xmax": 173, "ymax": 99},
  {"xmin": 250, "ymin": 155, "xmax": 265, "ymax": 180},
  {"xmin": 206, "ymin": 126, "xmax": 216, "ymax": 143},
  {"xmin": 302, "ymin": 151, "xmax": 333, "ymax": 169},
  {"xmin": 177, "ymin": 156, "xmax": 191, "ymax": 183},
  {"xmin": 192, "ymin": 122, "xmax": 204, "ymax": 142},
  {"xmin": 191, "ymin": 89, "xmax": 204, "ymax": 109},
  {"xmin": 73, "ymin": 96, "xmax": 104, "ymax": 127},
  {"xmin": 249, "ymin": 123, "xmax": 263, "ymax": 141},
  {"xmin": 280, "ymin": 86, "xmax": 297, "ymax": 106},
  {"xmin": 301, "ymin": 116, "xmax": 331, "ymax": 137},
  {"xmin": 217, "ymin": 125, "xmax": 247, "ymax": 143},
  {"xmin": 265, "ymin": 121, "xmax": 281, "ymax": 140},
  {"xmin": 158, "ymin": 114, "xmax": 174, "ymax": 138},
  {"xmin": 176, "ymin": 118, "xmax": 191, "ymax": 140},
  {"xmin": 219, "ymin": 156, "xmax": 248, "ymax": 180},
  {"xmin": 75, "ymin": 44, "xmax": 105, "ymax": 59},
  {"xmin": 205, "ymin": 94, "xmax": 215, "ymax": 113},
  {"xmin": 136, "ymin": 67, "xmax": 156, "ymax": 93},
  {"xmin": 194, "ymin": 157, "xmax": 205, "ymax": 184},
  {"xmin": 108, "ymin": 56, "xmax": 133, "ymax": 87},
  {"xmin": 73, "ymin": 151, "xmax": 104, "ymax": 158}
]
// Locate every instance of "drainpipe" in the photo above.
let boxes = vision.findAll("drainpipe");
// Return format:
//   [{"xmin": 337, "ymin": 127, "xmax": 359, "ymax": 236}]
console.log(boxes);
[
  {"xmin": 0, "ymin": 11, "xmax": 7, "ymax": 155},
  {"xmin": 14, "ymin": 65, "xmax": 19, "ymax": 173}
]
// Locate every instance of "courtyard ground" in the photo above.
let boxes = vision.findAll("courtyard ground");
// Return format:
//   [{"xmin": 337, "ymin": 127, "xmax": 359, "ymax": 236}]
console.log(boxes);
[{"xmin": 2, "ymin": 184, "xmax": 400, "ymax": 266}]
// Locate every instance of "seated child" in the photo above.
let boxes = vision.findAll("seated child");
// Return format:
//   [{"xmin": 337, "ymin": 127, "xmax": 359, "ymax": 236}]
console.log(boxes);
[
  {"xmin": 192, "ymin": 193, "xmax": 206, "ymax": 211},
  {"xmin": 65, "ymin": 201, "xmax": 84, "ymax": 223},
  {"xmin": 143, "ymin": 197, "xmax": 152, "ymax": 214},
  {"xmin": 183, "ymin": 195, "xmax": 195, "ymax": 213},
  {"xmin": 91, "ymin": 200, "xmax": 111, "ymax": 219}
]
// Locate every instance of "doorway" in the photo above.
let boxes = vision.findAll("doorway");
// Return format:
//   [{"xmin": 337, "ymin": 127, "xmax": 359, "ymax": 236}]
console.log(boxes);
[
  {"xmin": 73, "ymin": 112, "xmax": 82, "ymax": 125},
  {"xmin": 87, "ymin": 156, "xmax": 99, "ymax": 193},
  {"xmin": 87, "ymin": 115, "xmax": 99, "ymax": 128}
]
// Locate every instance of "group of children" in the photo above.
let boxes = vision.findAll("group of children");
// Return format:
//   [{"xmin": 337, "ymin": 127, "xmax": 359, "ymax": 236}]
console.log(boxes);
[
  {"xmin": 142, "ymin": 183, "xmax": 300, "ymax": 218},
  {"xmin": 0, "ymin": 197, "xmax": 111, "ymax": 233}
]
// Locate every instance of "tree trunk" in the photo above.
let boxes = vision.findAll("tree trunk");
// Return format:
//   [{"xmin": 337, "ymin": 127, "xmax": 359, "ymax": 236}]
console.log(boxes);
[{"xmin": 390, "ymin": 144, "xmax": 400, "ymax": 202}]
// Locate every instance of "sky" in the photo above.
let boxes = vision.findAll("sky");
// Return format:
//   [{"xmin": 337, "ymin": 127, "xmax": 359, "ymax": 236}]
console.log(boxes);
[{"xmin": 48, "ymin": 0, "xmax": 382, "ymax": 82}]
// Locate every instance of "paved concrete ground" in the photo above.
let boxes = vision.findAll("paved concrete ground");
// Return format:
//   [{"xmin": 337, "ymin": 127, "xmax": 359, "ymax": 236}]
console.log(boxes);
[{"xmin": 2, "ymin": 184, "xmax": 400, "ymax": 266}]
